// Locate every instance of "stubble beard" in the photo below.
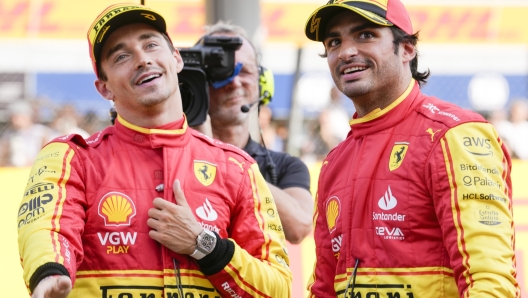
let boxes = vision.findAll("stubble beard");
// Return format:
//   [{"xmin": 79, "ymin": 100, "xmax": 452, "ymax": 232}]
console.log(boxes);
[
  {"xmin": 210, "ymin": 105, "xmax": 245, "ymax": 127},
  {"xmin": 135, "ymin": 85, "xmax": 172, "ymax": 111},
  {"xmin": 336, "ymin": 57, "xmax": 401, "ymax": 103},
  {"xmin": 209, "ymin": 89, "xmax": 249, "ymax": 126}
]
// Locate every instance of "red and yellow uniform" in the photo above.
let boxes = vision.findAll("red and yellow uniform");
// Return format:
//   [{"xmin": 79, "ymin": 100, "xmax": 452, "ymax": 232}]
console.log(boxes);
[
  {"xmin": 308, "ymin": 80, "xmax": 520, "ymax": 297},
  {"xmin": 18, "ymin": 115, "xmax": 291, "ymax": 297}
]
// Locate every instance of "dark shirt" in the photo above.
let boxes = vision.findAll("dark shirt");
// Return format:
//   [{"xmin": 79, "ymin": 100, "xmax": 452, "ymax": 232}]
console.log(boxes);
[{"xmin": 243, "ymin": 137, "xmax": 310, "ymax": 191}]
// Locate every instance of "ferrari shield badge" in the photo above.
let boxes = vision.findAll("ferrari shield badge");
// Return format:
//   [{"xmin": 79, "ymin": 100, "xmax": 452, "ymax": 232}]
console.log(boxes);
[
  {"xmin": 194, "ymin": 160, "xmax": 217, "ymax": 186},
  {"xmin": 389, "ymin": 142, "xmax": 409, "ymax": 171}
]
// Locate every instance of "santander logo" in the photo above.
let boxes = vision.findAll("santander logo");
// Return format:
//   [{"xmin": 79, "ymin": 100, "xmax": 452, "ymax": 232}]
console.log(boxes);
[
  {"xmin": 378, "ymin": 186, "xmax": 397, "ymax": 210},
  {"xmin": 196, "ymin": 198, "xmax": 218, "ymax": 221}
]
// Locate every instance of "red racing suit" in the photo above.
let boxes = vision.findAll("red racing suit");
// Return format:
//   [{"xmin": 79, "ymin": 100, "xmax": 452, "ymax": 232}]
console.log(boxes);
[
  {"xmin": 18, "ymin": 115, "xmax": 291, "ymax": 298},
  {"xmin": 308, "ymin": 80, "xmax": 520, "ymax": 297}
]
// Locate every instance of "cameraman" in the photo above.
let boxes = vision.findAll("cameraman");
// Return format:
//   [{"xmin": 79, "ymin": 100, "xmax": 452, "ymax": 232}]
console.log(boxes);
[{"xmin": 194, "ymin": 22, "xmax": 313, "ymax": 244}]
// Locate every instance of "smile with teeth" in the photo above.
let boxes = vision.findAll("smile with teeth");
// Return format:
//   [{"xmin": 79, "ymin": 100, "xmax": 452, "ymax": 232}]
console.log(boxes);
[
  {"xmin": 344, "ymin": 66, "xmax": 367, "ymax": 74},
  {"xmin": 137, "ymin": 74, "xmax": 161, "ymax": 85}
]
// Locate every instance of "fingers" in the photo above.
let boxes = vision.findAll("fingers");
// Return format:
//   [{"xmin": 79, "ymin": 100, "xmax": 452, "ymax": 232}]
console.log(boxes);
[
  {"xmin": 148, "ymin": 201, "xmax": 165, "ymax": 218},
  {"xmin": 173, "ymin": 179, "xmax": 189, "ymax": 208},
  {"xmin": 152, "ymin": 180, "xmax": 188, "ymax": 209},
  {"xmin": 56, "ymin": 276, "xmax": 72, "ymax": 297},
  {"xmin": 31, "ymin": 276, "xmax": 71, "ymax": 298},
  {"xmin": 152, "ymin": 197, "xmax": 170, "ymax": 209}
]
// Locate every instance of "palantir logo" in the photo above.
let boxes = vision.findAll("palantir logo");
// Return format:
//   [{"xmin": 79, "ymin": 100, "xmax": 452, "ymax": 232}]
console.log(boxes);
[
  {"xmin": 196, "ymin": 198, "xmax": 218, "ymax": 221},
  {"xmin": 378, "ymin": 186, "xmax": 397, "ymax": 210}
]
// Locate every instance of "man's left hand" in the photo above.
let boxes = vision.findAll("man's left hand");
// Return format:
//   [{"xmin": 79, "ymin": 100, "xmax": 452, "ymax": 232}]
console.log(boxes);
[{"xmin": 147, "ymin": 179, "xmax": 203, "ymax": 255}]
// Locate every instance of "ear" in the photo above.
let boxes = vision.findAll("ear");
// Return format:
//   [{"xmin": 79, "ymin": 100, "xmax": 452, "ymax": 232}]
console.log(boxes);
[
  {"xmin": 400, "ymin": 41, "xmax": 416, "ymax": 64},
  {"xmin": 172, "ymin": 48, "xmax": 184, "ymax": 73},
  {"xmin": 95, "ymin": 79, "xmax": 115, "ymax": 101}
]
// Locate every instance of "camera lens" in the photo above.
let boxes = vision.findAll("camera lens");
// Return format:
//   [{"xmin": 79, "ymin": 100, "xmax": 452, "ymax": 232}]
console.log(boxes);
[{"xmin": 178, "ymin": 67, "xmax": 209, "ymax": 127}]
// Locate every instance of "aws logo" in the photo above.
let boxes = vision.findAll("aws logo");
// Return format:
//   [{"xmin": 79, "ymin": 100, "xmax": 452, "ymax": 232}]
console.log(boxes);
[
  {"xmin": 463, "ymin": 137, "xmax": 493, "ymax": 156},
  {"xmin": 389, "ymin": 142, "xmax": 409, "ymax": 171},
  {"xmin": 194, "ymin": 160, "xmax": 217, "ymax": 186},
  {"xmin": 98, "ymin": 192, "xmax": 136, "ymax": 227},
  {"xmin": 326, "ymin": 196, "xmax": 341, "ymax": 233}
]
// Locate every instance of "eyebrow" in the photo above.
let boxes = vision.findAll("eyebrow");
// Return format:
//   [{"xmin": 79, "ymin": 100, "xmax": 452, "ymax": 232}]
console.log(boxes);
[
  {"xmin": 105, "ymin": 32, "xmax": 160, "ymax": 60},
  {"xmin": 324, "ymin": 22, "xmax": 381, "ymax": 40}
]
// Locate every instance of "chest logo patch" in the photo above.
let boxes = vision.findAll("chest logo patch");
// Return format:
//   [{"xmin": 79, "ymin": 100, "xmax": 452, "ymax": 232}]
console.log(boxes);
[
  {"xmin": 326, "ymin": 196, "xmax": 341, "ymax": 233},
  {"xmin": 378, "ymin": 186, "xmax": 397, "ymax": 210},
  {"xmin": 389, "ymin": 142, "xmax": 409, "ymax": 171},
  {"xmin": 426, "ymin": 128, "xmax": 441, "ymax": 142},
  {"xmin": 194, "ymin": 160, "xmax": 217, "ymax": 186},
  {"xmin": 196, "ymin": 198, "xmax": 218, "ymax": 221},
  {"xmin": 98, "ymin": 192, "xmax": 136, "ymax": 226}
]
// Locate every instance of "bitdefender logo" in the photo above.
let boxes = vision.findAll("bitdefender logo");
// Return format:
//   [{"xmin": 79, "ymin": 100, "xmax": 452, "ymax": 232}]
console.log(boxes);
[{"xmin": 378, "ymin": 186, "xmax": 397, "ymax": 210}]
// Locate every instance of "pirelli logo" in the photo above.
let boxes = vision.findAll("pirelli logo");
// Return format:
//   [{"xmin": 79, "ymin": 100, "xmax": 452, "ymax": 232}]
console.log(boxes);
[
  {"xmin": 99, "ymin": 285, "xmax": 219, "ymax": 298},
  {"xmin": 336, "ymin": 283, "xmax": 415, "ymax": 298}
]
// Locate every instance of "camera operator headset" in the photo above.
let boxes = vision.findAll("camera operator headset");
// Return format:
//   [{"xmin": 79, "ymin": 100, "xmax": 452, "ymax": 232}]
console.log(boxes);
[{"xmin": 201, "ymin": 56, "xmax": 278, "ymax": 185}]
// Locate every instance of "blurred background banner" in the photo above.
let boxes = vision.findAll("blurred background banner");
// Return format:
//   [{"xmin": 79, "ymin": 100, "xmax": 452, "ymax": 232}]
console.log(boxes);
[
  {"xmin": 1, "ymin": 0, "xmax": 528, "ymax": 296},
  {"xmin": 1, "ymin": 0, "xmax": 528, "ymax": 43}
]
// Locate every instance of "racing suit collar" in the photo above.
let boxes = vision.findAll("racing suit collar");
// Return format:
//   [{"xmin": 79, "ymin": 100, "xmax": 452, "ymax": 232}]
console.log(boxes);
[
  {"xmin": 113, "ymin": 114, "xmax": 191, "ymax": 148},
  {"xmin": 348, "ymin": 79, "xmax": 421, "ymax": 138}
]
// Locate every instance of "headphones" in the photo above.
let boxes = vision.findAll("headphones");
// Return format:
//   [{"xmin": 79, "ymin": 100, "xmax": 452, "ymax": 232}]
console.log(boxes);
[{"xmin": 258, "ymin": 65, "xmax": 274, "ymax": 106}]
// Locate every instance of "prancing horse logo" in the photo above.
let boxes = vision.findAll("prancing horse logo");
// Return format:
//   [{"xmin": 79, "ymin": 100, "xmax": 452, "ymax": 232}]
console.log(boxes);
[
  {"xmin": 194, "ymin": 161, "xmax": 217, "ymax": 186},
  {"xmin": 389, "ymin": 142, "xmax": 409, "ymax": 171}
]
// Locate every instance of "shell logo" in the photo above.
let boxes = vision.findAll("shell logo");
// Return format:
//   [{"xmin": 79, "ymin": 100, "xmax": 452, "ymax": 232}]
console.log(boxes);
[
  {"xmin": 326, "ymin": 196, "xmax": 341, "ymax": 233},
  {"xmin": 98, "ymin": 192, "xmax": 136, "ymax": 226}
]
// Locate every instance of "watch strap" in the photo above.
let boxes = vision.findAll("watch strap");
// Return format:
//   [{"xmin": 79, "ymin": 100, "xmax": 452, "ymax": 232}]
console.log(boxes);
[{"xmin": 190, "ymin": 247, "xmax": 207, "ymax": 260}]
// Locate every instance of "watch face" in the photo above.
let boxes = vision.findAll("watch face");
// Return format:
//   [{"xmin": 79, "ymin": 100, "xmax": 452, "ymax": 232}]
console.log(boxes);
[{"xmin": 199, "ymin": 231, "xmax": 216, "ymax": 252}]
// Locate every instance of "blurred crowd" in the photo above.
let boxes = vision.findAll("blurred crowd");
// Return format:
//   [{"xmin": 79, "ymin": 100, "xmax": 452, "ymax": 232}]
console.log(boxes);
[
  {"xmin": 486, "ymin": 99, "xmax": 528, "ymax": 160},
  {"xmin": 0, "ymin": 99, "xmax": 108, "ymax": 167},
  {"xmin": 1, "ymin": 91, "xmax": 528, "ymax": 167}
]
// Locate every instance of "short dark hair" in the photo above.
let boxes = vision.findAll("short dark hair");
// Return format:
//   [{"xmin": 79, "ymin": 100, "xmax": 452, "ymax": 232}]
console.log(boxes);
[
  {"xmin": 97, "ymin": 33, "xmax": 175, "ymax": 81},
  {"xmin": 319, "ymin": 26, "xmax": 430, "ymax": 87},
  {"xmin": 389, "ymin": 26, "xmax": 429, "ymax": 87}
]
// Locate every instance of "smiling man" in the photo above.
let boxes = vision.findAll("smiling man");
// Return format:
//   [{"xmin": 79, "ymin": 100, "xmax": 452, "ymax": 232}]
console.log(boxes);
[
  {"xmin": 304, "ymin": 1, "xmax": 520, "ymax": 297},
  {"xmin": 17, "ymin": 3, "xmax": 291, "ymax": 298}
]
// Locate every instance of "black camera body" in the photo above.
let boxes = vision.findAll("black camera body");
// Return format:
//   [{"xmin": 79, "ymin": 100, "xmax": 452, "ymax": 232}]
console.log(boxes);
[{"xmin": 178, "ymin": 36, "xmax": 243, "ymax": 126}]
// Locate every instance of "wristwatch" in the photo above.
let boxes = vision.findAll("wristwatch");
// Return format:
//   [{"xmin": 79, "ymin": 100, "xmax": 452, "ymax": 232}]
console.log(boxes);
[{"xmin": 189, "ymin": 229, "xmax": 217, "ymax": 260}]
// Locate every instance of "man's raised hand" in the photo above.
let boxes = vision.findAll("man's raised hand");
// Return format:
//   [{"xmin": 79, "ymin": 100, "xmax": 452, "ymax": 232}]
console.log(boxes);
[{"xmin": 147, "ymin": 179, "xmax": 203, "ymax": 255}]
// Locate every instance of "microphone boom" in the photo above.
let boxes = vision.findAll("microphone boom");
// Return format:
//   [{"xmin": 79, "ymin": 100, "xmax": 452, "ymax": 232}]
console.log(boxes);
[{"xmin": 240, "ymin": 100, "xmax": 259, "ymax": 113}]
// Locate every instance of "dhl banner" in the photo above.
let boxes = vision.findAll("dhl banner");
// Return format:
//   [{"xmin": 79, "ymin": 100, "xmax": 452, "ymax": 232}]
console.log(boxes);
[
  {"xmin": 0, "ymin": 0, "xmax": 526, "ymax": 44},
  {"xmin": 1, "ymin": 161, "xmax": 527, "ymax": 297}
]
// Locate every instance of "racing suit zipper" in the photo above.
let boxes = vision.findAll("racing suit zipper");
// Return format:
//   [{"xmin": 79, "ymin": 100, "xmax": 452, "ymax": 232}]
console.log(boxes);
[{"xmin": 173, "ymin": 258, "xmax": 185, "ymax": 298}]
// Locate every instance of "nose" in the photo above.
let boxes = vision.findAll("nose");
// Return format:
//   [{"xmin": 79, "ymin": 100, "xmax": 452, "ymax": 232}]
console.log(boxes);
[
  {"xmin": 338, "ymin": 40, "xmax": 359, "ymax": 61},
  {"xmin": 135, "ymin": 51, "xmax": 153, "ymax": 70},
  {"xmin": 224, "ymin": 74, "xmax": 243, "ymax": 90}
]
